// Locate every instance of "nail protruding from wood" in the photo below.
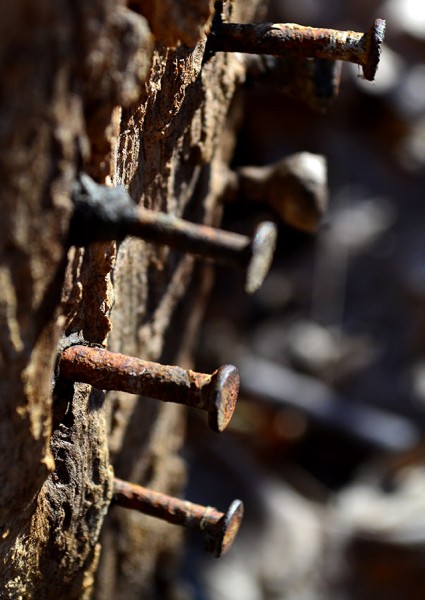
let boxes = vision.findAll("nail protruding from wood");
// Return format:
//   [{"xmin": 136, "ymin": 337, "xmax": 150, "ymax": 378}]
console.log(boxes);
[
  {"xmin": 245, "ymin": 55, "xmax": 342, "ymax": 113},
  {"xmin": 70, "ymin": 174, "xmax": 277, "ymax": 293},
  {"xmin": 224, "ymin": 152, "xmax": 328, "ymax": 233},
  {"xmin": 208, "ymin": 19, "xmax": 386, "ymax": 81},
  {"xmin": 112, "ymin": 477, "xmax": 244, "ymax": 557},
  {"xmin": 59, "ymin": 345, "xmax": 240, "ymax": 432}
]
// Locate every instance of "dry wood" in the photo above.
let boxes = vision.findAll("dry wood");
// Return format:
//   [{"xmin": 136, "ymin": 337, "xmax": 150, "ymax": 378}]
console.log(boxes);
[{"xmin": 0, "ymin": 1, "xmax": 264, "ymax": 597}]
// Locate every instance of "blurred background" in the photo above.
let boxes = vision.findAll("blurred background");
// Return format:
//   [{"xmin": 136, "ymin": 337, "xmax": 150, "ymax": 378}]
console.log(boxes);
[{"xmin": 180, "ymin": 1, "xmax": 425, "ymax": 598}]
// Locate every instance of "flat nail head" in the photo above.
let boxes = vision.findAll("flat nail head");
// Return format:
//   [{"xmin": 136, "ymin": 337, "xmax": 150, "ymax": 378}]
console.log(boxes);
[
  {"xmin": 363, "ymin": 18, "xmax": 386, "ymax": 81},
  {"xmin": 205, "ymin": 499, "xmax": 244, "ymax": 557},
  {"xmin": 207, "ymin": 364, "xmax": 240, "ymax": 432},
  {"xmin": 245, "ymin": 221, "xmax": 277, "ymax": 294}
]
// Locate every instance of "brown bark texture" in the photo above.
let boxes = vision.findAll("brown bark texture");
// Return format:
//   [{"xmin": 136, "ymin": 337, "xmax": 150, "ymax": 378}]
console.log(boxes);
[{"xmin": 0, "ymin": 0, "xmax": 263, "ymax": 598}]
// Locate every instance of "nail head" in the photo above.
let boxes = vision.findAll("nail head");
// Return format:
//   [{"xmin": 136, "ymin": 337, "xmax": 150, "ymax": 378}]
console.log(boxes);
[
  {"xmin": 245, "ymin": 221, "xmax": 277, "ymax": 294},
  {"xmin": 206, "ymin": 499, "xmax": 244, "ymax": 557},
  {"xmin": 208, "ymin": 364, "xmax": 240, "ymax": 432},
  {"xmin": 363, "ymin": 18, "xmax": 386, "ymax": 81}
]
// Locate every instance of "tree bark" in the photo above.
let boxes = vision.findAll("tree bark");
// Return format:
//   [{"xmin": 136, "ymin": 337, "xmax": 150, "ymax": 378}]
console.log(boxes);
[{"xmin": 0, "ymin": 0, "xmax": 263, "ymax": 597}]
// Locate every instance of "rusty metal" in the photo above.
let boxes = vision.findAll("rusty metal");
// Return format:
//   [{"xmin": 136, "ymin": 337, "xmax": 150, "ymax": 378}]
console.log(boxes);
[
  {"xmin": 208, "ymin": 19, "xmax": 386, "ymax": 81},
  {"xmin": 70, "ymin": 174, "xmax": 277, "ymax": 293},
  {"xmin": 112, "ymin": 477, "xmax": 244, "ymax": 557},
  {"xmin": 245, "ymin": 55, "xmax": 342, "ymax": 113},
  {"xmin": 59, "ymin": 345, "xmax": 240, "ymax": 432},
  {"xmin": 225, "ymin": 152, "xmax": 328, "ymax": 233}
]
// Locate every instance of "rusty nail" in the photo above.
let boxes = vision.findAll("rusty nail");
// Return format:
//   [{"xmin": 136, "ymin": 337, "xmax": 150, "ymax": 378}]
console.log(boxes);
[
  {"xmin": 238, "ymin": 152, "xmax": 328, "ymax": 233},
  {"xmin": 224, "ymin": 152, "xmax": 328, "ymax": 233},
  {"xmin": 208, "ymin": 19, "xmax": 386, "ymax": 81},
  {"xmin": 112, "ymin": 477, "xmax": 244, "ymax": 557},
  {"xmin": 245, "ymin": 55, "xmax": 342, "ymax": 113},
  {"xmin": 59, "ymin": 345, "xmax": 240, "ymax": 432},
  {"xmin": 70, "ymin": 174, "xmax": 277, "ymax": 293}
]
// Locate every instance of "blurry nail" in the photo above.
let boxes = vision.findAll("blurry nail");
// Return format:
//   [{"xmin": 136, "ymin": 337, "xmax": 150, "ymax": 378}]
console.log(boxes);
[
  {"xmin": 113, "ymin": 477, "xmax": 244, "ymax": 557},
  {"xmin": 245, "ymin": 55, "xmax": 342, "ymax": 112},
  {"xmin": 59, "ymin": 345, "xmax": 240, "ymax": 432},
  {"xmin": 208, "ymin": 19, "xmax": 386, "ymax": 81},
  {"xmin": 70, "ymin": 174, "xmax": 277, "ymax": 293},
  {"xmin": 238, "ymin": 353, "xmax": 420, "ymax": 452},
  {"xmin": 225, "ymin": 152, "xmax": 328, "ymax": 233}
]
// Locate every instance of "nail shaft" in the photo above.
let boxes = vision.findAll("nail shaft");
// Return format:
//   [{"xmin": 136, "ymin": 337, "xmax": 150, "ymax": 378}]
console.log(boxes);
[
  {"xmin": 113, "ymin": 477, "xmax": 244, "ymax": 557},
  {"xmin": 70, "ymin": 174, "xmax": 277, "ymax": 293},
  {"xmin": 59, "ymin": 345, "xmax": 239, "ymax": 432},
  {"xmin": 209, "ymin": 19, "xmax": 386, "ymax": 81}
]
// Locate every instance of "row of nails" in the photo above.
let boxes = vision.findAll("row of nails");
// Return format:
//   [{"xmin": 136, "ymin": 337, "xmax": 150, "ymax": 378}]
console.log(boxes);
[
  {"xmin": 59, "ymin": 347, "xmax": 243, "ymax": 554},
  {"xmin": 112, "ymin": 478, "xmax": 243, "ymax": 557},
  {"xmin": 66, "ymin": 17, "xmax": 386, "ymax": 562},
  {"xmin": 207, "ymin": 19, "xmax": 386, "ymax": 82},
  {"xmin": 66, "ymin": 131, "xmax": 327, "ymax": 564},
  {"xmin": 66, "ymin": 156, "xmax": 324, "ymax": 558}
]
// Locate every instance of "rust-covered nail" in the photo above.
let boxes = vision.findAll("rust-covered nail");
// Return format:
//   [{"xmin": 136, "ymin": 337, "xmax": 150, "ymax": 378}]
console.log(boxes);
[
  {"xmin": 112, "ymin": 477, "xmax": 244, "ymax": 557},
  {"xmin": 59, "ymin": 345, "xmax": 240, "ymax": 432},
  {"xmin": 245, "ymin": 54, "xmax": 342, "ymax": 113},
  {"xmin": 224, "ymin": 152, "xmax": 328, "ymax": 233},
  {"xmin": 208, "ymin": 19, "xmax": 386, "ymax": 81},
  {"xmin": 70, "ymin": 174, "xmax": 277, "ymax": 293}
]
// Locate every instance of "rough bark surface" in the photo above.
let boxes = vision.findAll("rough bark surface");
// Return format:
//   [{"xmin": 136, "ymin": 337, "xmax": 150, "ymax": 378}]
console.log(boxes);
[{"xmin": 0, "ymin": 0, "xmax": 262, "ymax": 597}]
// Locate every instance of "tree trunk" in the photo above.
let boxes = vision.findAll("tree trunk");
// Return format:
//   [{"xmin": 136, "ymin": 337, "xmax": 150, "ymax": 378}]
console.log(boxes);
[{"xmin": 0, "ymin": 0, "xmax": 263, "ymax": 597}]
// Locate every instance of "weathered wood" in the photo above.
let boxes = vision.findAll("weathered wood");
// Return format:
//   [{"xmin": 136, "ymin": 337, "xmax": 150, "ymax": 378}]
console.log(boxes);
[
  {"xmin": 0, "ymin": 0, "xmax": 264, "ymax": 597},
  {"xmin": 95, "ymin": 2, "xmax": 265, "ymax": 595}
]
